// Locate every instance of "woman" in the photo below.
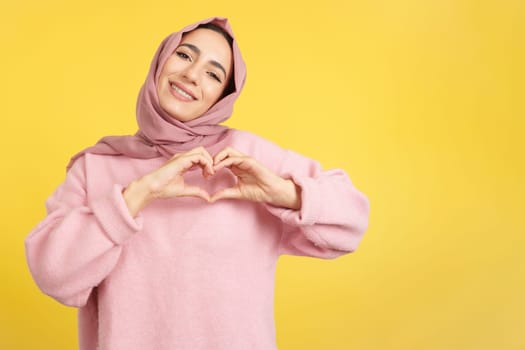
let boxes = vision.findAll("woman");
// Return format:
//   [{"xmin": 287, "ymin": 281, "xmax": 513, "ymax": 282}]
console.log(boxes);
[{"xmin": 25, "ymin": 16, "xmax": 370, "ymax": 350}]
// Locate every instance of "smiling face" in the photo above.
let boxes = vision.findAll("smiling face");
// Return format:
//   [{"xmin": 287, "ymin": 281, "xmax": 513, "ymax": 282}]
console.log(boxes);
[{"xmin": 156, "ymin": 28, "xmax": 234, "ymax": 122}]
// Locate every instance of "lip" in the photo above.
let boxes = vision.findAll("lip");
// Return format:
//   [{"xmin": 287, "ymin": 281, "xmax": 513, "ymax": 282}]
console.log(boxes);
[{"xmin": 168, "ymin": 81, "xmax": 197, "ymax": 101}]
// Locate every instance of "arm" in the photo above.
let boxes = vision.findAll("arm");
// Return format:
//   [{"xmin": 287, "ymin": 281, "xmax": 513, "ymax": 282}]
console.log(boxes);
[
  {"xmin": 209, "ymin": 143, "xmax": 370, "ymax": 259},
  {"xmin": 264, "ymin": 149, "xmax": 371, "ymax": 259},
  {"xmin": 24, "ymin": 156, "xmax": 143, "ymax": 307},
  {"xmin": 25, "ymin": 146, "xmax": 222, "ymax": 306}
]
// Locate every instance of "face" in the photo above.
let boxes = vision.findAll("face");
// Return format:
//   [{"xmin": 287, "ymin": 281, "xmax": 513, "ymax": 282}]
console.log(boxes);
[{"xmin": 156, "ymin": 28, "xmax": 233, "ymax": 122}]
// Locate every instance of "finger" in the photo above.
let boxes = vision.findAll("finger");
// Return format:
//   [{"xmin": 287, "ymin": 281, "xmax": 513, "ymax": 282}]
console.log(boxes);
[
  {"xmin": 193, "ymin": 147, "xmax": 215, "ymax": 175},
  {"xmin": 210, "ymin": 187, "xmax": 242, "ymax": 202},
  {"xmin": 179, "ymin": 186, "xmax": 211, "ymax": 202},
  {"xmin": 213, "ymin": 156, "xmax": 253, "ymax": 173},
  {"xmin": 186, "ymin": 146, "xmax": 214, "ymax": 177},
  {"xmin": 172, "ymin": 147, "xmax": 214, "ymax": 175},
  {"xmin": 179, "ymin": 154, "xmax": 214, "ymax": 176},
  {"xmin": 185, "ymin": 145, "xmax": 209, "ymax": 156},
  {"xmin": 213, "ymin": 146, "xmax": 245, "ymax": 165},
  {"xmin": 172, "ymin": 146, "xmax": 210, "ymax": 159}
]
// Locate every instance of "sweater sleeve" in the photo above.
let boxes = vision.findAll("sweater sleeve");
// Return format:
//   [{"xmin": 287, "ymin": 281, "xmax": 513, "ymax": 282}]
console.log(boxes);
[
  {"xmin": 24, "ymin": 156, "xmax": 143, "ymax": 307},
  {"xmin": 263, "ymin": 149, "xmax": 370, "ymax": 259}
]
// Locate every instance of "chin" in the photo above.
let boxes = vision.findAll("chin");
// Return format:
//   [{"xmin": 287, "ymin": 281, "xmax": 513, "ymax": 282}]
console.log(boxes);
[
  {"xmin": 167, "ymin": 113, "xmax": 188, "ymax": 122},
  {"xmin": 166, "ymin": 109, "xmax": 198, "ymax": 122}
]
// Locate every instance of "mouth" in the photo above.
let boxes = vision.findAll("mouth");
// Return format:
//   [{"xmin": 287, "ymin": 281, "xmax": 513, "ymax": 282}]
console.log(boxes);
[{"xmin": 169, "ymin": 81, "xmax": 197, "ymax": 101}]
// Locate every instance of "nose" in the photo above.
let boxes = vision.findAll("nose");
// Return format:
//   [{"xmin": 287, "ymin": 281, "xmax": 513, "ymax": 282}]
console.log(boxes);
[{"xmin": 182, "ymin": 63, "xmax": 199, "ymax": 85}]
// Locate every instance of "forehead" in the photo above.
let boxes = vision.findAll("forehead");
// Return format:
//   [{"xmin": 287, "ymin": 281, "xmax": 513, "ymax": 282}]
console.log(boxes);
[{"xmin": 179, "ymin": 28, "xmax": 232, "ymax": 70}]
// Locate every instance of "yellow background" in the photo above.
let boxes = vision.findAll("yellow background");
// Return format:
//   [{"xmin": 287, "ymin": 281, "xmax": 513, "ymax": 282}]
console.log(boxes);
[{"xmin": 1, "ymin": 0, "xmax": 523, "ymax": 349}]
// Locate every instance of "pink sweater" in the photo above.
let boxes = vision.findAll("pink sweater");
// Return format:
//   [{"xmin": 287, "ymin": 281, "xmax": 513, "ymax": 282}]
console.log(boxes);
[{"xmin": 25, "ymin": 129, "xmax": 370, "ymax": 350}]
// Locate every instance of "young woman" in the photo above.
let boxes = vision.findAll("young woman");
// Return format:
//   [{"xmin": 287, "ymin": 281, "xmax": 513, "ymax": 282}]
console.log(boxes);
[{"xmin": 25, "ymin": 16, "xmax": 370, "ymax": 350}]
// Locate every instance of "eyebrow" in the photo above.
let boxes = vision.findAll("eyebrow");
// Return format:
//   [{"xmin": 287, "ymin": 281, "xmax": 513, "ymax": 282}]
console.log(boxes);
[{"xmin": 178, "ymin": 43, "xmax": 228, "ymax": 78}]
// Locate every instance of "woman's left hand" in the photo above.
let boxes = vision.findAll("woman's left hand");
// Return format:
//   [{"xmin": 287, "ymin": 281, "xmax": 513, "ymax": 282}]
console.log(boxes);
[{"xmin": 211, "ymin": 147, "xmax": 302, "ymax": 210}]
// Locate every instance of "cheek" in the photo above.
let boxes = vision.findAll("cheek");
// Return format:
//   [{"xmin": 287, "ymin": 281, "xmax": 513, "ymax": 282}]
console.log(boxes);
[
  {"xmin": 203, "ymin": 83, "xmax": 225, "ymax": 103},
  {"xmin": 161, "ymin": 56, "xmax": 184, "ymax": 75}
]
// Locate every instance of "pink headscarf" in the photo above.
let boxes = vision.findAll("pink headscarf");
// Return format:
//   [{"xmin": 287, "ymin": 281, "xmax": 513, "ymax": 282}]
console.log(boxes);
[{"xmin": 66, "ymin": 16, "xmax": 246, "ymax": 171}]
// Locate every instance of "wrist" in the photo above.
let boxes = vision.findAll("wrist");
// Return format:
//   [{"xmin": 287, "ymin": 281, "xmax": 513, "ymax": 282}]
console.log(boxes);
[
  {"xmin": 274, "ymin": 178, "xmax": 302, "ymax": 210},
  {"xmin": 123, "ymin": 177, "xmax": 154, "ymax": 217}
]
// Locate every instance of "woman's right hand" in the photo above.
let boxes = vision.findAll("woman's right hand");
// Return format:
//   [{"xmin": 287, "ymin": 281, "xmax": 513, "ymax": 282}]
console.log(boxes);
[{"xmin": 123, "ymin": 146, "xmax": 215, "ymax": 217}]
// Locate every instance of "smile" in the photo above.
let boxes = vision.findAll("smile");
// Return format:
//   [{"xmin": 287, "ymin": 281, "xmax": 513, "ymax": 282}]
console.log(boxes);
[{"xmin": 169, "ymin": 82, "xmax": 196, "ymax": 101}]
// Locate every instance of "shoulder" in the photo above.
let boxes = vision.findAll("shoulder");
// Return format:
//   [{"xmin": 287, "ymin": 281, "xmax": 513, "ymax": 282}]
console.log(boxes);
[
  {"xmin": 69, "ymin": 152, "xmax": 164, "ymax": 187},
  {"xmin": 229, "ymin": 129, "xmax": 284, "ymax": 152},
  {"xmin": 227, "ymin": 129, "xmax": 323, "ymax": 174},
  {"xmin": 227, "ymin": 129, "xmax": 289, "ymax": 171},
  {"xmin": 68, "ymin": 153, "xmax": 125, "ymax": 176}
]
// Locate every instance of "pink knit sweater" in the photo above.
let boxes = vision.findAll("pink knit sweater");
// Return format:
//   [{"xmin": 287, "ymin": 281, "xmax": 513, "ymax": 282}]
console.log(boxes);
[{"xmin": 25, "ymin": 129, "xmax": 370, "ymax": 350}]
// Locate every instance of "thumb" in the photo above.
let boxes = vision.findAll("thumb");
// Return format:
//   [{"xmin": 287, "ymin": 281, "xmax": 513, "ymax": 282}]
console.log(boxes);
[
  {"xmin": 179, "ymin": 186, "xmax": 211, "ymax": 202},
  {"xmin": 210, "ymin": 187, "xmax": 242, "ymax": 203}
]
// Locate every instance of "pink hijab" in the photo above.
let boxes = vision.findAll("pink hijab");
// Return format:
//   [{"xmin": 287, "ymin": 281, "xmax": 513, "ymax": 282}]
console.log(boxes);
[{"xmin": 66, "ymin": 17, "xmax": 246, "ymax": 171}]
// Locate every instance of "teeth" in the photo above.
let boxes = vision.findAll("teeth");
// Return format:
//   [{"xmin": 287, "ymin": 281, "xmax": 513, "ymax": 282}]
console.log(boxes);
[{"xmin": 170, "ymin": 83, "xmax": 194, "ymax": 100}]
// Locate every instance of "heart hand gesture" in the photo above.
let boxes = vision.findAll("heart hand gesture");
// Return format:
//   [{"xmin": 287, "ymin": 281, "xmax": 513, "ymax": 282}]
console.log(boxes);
[
  {"xmin": 211, "ymin": 147, "xmax": 301, "ymax": 209},
  {"xmin": 123, "ymin": 146, "xmax": 301, "ymax": 217}
]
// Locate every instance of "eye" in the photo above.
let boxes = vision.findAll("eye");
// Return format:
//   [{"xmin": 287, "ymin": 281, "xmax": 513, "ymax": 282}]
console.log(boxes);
[
  {"xmin": 176, "ymin": 51, "xmax": 191, "ymax": 61},
  {"xmin": 207, "ymin": 71, "xmax": 222, "ymax": 83}
]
